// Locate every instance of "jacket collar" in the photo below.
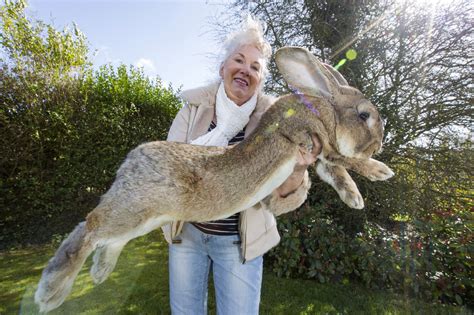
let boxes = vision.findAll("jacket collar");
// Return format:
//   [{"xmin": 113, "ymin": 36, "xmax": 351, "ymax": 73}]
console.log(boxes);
[{"xmin": 180, "ymin": 81, "xmax": 220, "ymax": 108}]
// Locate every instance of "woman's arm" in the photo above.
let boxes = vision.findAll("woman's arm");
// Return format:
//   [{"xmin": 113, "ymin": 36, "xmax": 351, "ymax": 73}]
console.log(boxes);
[{"xmin": 167, "ymin": 103, "xmax": 191, "ymax": 143}]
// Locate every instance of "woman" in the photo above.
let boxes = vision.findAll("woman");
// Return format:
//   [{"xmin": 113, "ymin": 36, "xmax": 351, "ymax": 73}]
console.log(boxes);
[{"xmin": 162, "ymin": 17, "xmax": 321, "ymax": 314}]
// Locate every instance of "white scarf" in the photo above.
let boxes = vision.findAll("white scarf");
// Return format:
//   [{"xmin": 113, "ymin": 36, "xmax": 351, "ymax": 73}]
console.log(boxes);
[{"xmin": 191, "ymin": 82, "xmax": 257, "ymax": 147}]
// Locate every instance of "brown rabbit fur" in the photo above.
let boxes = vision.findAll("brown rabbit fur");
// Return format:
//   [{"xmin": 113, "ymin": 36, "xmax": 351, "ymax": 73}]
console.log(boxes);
[{"xmin": 34, "ymin": 46, "xmax": 393, "ymax": 312}]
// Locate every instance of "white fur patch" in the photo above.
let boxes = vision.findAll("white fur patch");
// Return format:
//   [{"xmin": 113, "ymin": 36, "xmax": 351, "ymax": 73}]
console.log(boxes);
[
  {"xmin": 316, "ymin": 162, "xmax": 337, "ymax": 187},
  {"xmin": 337, "ymin": 134, "xmax": 355, "ymax": 157},
  {"xmin": 238, "ymin": 156, "xmax": 297, "ymax": 211},
  {"xmin": 209, "ymin": 156, "xmax": 297, "ymax": 221},
  {"xmin": 106, "ymin": 214, "xmax": 173, "ymax": 245},
  {"xmin": 367, "ymin": 117, "xmax": 375, "ymax": 129}
]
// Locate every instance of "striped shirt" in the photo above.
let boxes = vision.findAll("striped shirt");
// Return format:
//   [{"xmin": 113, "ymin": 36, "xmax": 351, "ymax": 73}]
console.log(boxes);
[{"xmin": 192, "ymin": 121, "xmax": 245, "ymax": 235}]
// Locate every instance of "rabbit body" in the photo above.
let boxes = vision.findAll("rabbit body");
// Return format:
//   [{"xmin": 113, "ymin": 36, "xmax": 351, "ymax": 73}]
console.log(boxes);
[{"xmin": 35, "ymin": 47, "xmax": 394, "ymax": 313}]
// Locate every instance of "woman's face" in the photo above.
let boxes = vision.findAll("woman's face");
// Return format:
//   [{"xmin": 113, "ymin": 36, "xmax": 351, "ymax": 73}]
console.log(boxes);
[{"xmin": 220, "ymin": 45, "xmax": 264, "ymax": 106}]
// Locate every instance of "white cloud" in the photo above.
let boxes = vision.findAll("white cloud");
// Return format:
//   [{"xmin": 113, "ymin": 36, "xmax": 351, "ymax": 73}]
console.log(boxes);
[
  {"xmin": 92, "ymin": 45, "xmax": 122, "ymax": 67},
  {"xmin": 135, "ymin": 58, "xmax": 157, "ymax": 77}
]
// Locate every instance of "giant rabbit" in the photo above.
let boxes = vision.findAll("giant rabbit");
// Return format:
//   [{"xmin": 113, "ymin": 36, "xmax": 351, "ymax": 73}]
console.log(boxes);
[{"xmin": 35, "ymin": 46, "xmax": 394, "ymax": 312}]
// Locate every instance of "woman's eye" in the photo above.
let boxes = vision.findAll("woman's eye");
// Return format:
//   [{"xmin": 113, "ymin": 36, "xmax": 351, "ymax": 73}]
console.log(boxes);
[
  {"xmin": 235, "ymin": 58, "xmax": 243, "ymax": 64},
  {"xmin": 252, "ymin": 66, "xmax": 260, "ymax": 71}
]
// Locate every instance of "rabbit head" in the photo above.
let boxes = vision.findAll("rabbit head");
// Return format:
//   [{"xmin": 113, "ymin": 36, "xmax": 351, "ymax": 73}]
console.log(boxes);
[{"xmin": 275, "ymin": 46, "xmax": 384, "ymax": 160}]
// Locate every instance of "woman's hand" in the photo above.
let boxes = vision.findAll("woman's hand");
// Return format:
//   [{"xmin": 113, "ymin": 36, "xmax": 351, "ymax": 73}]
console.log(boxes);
[
  {"xmin": 295, "ymin": 133, "xmax": 322, "ymax": 171},
  {"xmin": 276, "ymin": 134, "xmax": 322, "ymax": 197}
]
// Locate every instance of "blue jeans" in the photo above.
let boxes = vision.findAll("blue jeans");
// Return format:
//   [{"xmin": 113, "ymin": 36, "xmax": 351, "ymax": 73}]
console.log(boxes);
[{"xmin": 169, "ymin": 223, "xmax": 263, "ymax": 315}]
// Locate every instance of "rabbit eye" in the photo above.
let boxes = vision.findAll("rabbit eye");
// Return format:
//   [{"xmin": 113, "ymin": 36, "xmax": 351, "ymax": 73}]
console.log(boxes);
[{"xmin": 359, "ymin": 112, "xmax": 370, "ymax": 121}]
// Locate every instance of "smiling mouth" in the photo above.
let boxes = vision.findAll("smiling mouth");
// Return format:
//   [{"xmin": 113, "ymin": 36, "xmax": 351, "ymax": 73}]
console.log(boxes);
[{"xmin": 234, "ymin": 78, "xmax": 249, "ymax": 86}]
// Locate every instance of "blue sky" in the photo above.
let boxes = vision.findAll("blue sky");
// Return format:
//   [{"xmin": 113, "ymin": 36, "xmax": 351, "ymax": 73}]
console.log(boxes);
[{"xmin": 26, "ymin": 0, "xmax": 233, "ymax": 90}]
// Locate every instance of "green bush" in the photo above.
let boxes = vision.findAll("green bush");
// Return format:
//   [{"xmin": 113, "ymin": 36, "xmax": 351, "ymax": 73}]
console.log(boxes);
[
  {"xmin": 268, "ymin": 202, "xmax": 473, "ymax": 306},
  {"xmin": 413, "ymin": 206, "xmax": 473, "ymax": 305},
  {"xmin": 0, "ymin": 65, "xmax": 181, "ymax": 248},
  {"xmin": 0, "ymin": 1, "xmax": 182, "ymax": 248},
  {"xmin": 269, "ymin": 202, "xmax": 354, "ymax": 283},
  {"xmin": 267, "ymin": 138, "xmax": 473, "ymax": 306}
]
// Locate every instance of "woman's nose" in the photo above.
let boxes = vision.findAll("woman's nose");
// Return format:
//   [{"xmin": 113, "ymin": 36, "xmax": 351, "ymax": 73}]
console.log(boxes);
[{"xmin": 239, "ymin": 64, "xmax": 250, "ymax": 76}]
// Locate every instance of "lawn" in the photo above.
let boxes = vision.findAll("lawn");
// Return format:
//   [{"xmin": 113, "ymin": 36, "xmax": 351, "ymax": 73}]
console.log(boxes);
[{"xmin": 0, "ymin": 231, "xmax": 468, "ymax": 315}]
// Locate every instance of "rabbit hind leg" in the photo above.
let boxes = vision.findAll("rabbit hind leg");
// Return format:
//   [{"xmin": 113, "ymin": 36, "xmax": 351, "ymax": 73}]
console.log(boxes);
[
  {"xmin": 90, "ymin": 239, "xmax": 128, "ymax": 284},
  {"xmin": 90, "ymin": 213, "xmax": 173, "ymax": 284}
]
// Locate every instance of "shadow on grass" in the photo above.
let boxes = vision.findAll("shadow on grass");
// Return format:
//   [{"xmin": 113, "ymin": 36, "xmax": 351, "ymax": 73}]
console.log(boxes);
[{"xmin": 1, "ymin": 231, "xmax": 468, "ymax": 315}]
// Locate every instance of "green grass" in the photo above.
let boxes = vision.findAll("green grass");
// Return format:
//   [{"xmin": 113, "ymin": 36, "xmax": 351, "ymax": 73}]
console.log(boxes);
[{"xmin": 1, "ymin": 231, "xmax": 469, "ymax": 315}]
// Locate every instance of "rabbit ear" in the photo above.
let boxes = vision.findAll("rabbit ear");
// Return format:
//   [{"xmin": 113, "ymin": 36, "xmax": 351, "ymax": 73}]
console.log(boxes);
[
  {"xmin": 275, "ymin": 46, "xmax": 344, "ymax": 99},
  {"xmin": 322, "ymin": 63, "xmax": 349, "ymax": 86}
]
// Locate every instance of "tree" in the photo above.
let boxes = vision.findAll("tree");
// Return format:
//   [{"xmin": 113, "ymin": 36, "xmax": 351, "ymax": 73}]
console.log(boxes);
[
  {"xmin": 0, "ymin": 0, "xmax": 90, "ymax": 79},
  {"xmin": 215, "ymin": 0, "xmax": 473, "ymax": 304},
  {"xmin": 218, "ymin": 0, "xmax": 473, "ymax": 226}
]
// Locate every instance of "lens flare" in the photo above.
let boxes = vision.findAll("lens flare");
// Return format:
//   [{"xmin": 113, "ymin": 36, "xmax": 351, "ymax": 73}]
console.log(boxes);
[
  {"xmin": 334, "ymin": 49, "xmax": 357, "ymax": 70},
  {"xmin": 346, "ymin": 49, "xmax": 357, "ymax": 60}
]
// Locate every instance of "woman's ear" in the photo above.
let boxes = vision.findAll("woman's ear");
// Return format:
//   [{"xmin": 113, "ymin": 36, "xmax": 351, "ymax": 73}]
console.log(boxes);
[{"xmin": 219, "ymin": 63, "xmax": 224, "ymax": 78}]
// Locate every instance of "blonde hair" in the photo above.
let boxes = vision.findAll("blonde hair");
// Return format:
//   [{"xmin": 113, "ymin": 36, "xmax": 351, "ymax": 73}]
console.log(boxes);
[{"xmin": 219, "ymin": 15, "xmax": 272, "ymax": 88}]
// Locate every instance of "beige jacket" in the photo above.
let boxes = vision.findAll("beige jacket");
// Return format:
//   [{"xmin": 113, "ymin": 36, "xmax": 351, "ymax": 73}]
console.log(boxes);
[{"xmin": 162, "ymin": 82, "xmax": 311, "ymax": 261}]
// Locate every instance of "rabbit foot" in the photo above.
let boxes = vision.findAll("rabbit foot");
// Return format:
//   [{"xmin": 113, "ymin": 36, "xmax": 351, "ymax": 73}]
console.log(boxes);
[
  {"xmin": 365, "ymin": 159, "xmax": 394, "ymax": 181},
  {"xmin": 90, "ymin": 241, "xmax": 126, "ymax": 284},
  {"xmin": 316, "ymin": 162, "xmax": 365, "ymax": 209},
  {"xmin": 339, "ymin": 188, "xmax": 364, "ymax": 209},
  {"xmin": 35, "ymin": 269, "xmax": 76, "ymax": 313},
  {"xmin": 90, "ymin": 260, "xmax": 114, "ymax": 284}
]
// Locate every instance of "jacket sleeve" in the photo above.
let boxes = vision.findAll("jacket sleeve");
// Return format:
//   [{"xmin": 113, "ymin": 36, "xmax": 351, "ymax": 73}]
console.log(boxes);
[
  {"xmin": 261, "ymin": 170, "xmax": 311, "ymax": 216},
  {"xmin": 167, "ymin": 103, "xmax": 191, "ymax": 143},
  {"xmin": 162, "ymin": 103, "xmax": 191, "ymax": 244}
]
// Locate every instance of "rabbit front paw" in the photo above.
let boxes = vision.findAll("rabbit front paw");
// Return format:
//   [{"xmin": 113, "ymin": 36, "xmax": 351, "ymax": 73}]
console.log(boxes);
[
  {"xmin": 316, "ymin": 162, "xmax": 365, "ymax": 209},
  {"xmin": 339, "ymin": 187, "xmax": 364, "ymax": 209},
  {"xmin": 365, "ymin": 159, "xmax": 394, "ymax": 181}
]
